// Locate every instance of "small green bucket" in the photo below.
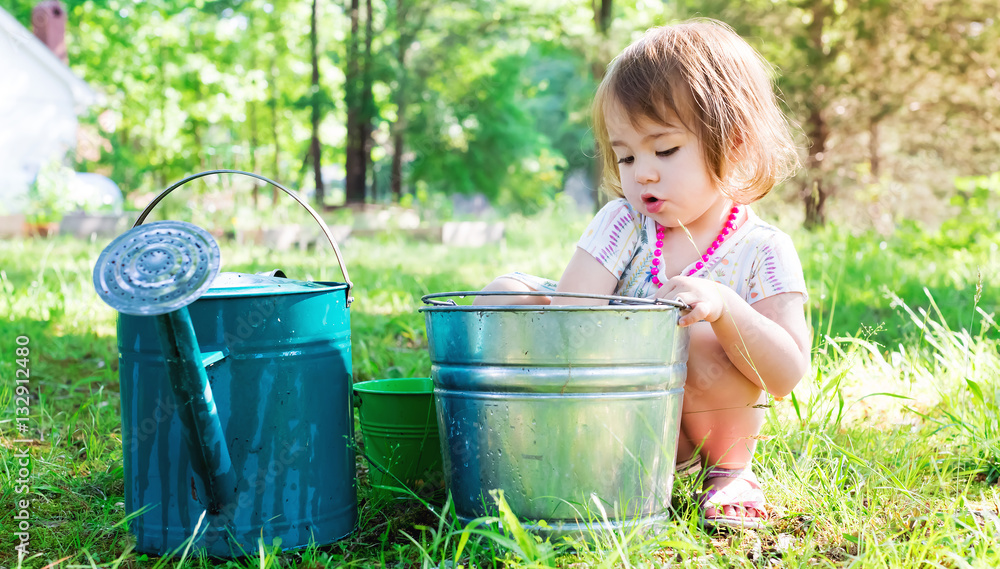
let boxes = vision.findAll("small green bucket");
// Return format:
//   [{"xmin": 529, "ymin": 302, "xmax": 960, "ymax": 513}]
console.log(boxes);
[{"xmin": 354, "ymin": 378, "xmax": 443, "ymax": 496}]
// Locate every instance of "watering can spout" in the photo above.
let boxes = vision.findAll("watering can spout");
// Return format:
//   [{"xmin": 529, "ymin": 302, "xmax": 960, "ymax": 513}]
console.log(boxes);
[
  {"xmin": 93, "ymin": 220, "xmax": 237, "ymax": 515},
  {"xmin": 154, "ymin": 309, "xmax": 237, "ymax": 514}
]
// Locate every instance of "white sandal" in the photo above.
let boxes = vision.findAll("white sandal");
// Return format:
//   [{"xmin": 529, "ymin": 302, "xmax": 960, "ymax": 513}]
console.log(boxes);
[
  {"xmin": 699, "ymin": 466, "xmax": 771, "ymax": 530},
  {"xmin": 675, "ymin": 455, "xmax": 703, "ymax": 477}
]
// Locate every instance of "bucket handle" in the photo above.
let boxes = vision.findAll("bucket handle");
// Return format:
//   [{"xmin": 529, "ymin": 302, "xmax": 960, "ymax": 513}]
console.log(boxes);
[
  {"xmin": 421, "ymin": 290, "xmax": 689, "ymax": 309},
  {"xmin": 133, "ymin": 169, "xmax": 354, "ymax": 305}
]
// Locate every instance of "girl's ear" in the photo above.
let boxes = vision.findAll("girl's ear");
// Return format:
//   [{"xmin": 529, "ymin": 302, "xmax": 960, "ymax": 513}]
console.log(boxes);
[
  {"xmin": 724, "ymin": 135, "xmax": 743, "ymax": 171},
  {"xmin": 724, "ymin": 132, "xmax": 753, "ymax": 191},
  {"xmin": 730, "ymin": 129, "xmax": 745, "ymax": 153}
]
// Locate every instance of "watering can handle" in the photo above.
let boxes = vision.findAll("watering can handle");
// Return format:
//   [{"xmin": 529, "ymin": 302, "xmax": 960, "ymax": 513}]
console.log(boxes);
[{"xmin": 133, "ymin": 169, "xmax": 354, "ymax": 305}]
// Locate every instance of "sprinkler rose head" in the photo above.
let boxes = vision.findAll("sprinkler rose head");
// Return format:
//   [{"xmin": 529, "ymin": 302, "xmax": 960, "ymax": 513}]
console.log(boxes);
[{"xmin": 93, "ymin": 220, "xmax": 221, "ymax": 316}]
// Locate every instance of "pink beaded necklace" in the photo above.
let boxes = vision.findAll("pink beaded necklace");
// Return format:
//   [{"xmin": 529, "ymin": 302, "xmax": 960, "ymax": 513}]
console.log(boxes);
[{"xmin": 650, "ymin": 205, "xmax": 742, "ymax": 287}]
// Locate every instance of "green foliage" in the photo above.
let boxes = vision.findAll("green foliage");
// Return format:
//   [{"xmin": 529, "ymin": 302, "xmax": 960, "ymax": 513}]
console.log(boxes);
[
  {"xmin": 795, "ymin": 218, "xmax": 997, "ymax": 347},
  {"xmin": 13, "ymin": 0, "xmax": 327, "ymax": 195},
  {"xmin": 25, "ymin": 159, "xmax": 122, "ymax": 222},
  {"xmin": 25, "ymin": 160, "xmax": 77, "ymax": 224},
  {"xmin": 519, "ymin": 42, "xmax": 596, "ymax": 174},
  {"xmin": 489, "ymin": 490, "xmax": 556, "ymax": 567},
  {"xmin": 939, "ymin": 172, "xmax": 1000, "ymax": 249},
  {"xmin": 408, "ymin": 53, "xmax": 567, "ymax": 213},
  {"xmin": 953, "ymin": 172, "xmax": 1000, "ymax": 209},
  {"xmin": 886, "ymin": 291, "xmax": 1000, "ymax": 484}
]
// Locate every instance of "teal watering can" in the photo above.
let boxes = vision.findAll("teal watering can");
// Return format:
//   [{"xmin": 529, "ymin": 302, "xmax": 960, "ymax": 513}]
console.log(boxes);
[{"xmin": 93, "ymin": 170, "xmax": 356, "ymax": 557}]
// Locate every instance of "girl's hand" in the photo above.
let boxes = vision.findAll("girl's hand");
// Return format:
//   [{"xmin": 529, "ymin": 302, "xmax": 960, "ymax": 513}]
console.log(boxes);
[{"xmin": 654, "ymin": 276, "xmax": 734, "ymax": 327}]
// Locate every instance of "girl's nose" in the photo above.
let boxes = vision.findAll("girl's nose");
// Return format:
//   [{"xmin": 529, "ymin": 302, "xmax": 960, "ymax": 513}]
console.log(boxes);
[{"xmin": 634, "ymin": 157, "xmax": 659, "ymax": 184}]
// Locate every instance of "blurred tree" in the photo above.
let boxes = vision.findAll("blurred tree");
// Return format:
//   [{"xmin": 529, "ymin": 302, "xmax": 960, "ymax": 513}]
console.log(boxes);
[
  {"xmin": 387, "ymin": 0, "xmax": 430, "ymax": 202},
  {"xmin": 343, "ymin": 0, "xmax": 377, "ymax": 205},
  {"xmin": 25, "ymin": 0, "xmax": 329, "ymax": 199},
  {"xmin": 378, "ymin": 0, "xmax": 581, "ymax": 211},
  {"xmin": 308, "ymin": 0, "xmax": 325, "ymax": 206},
  {"xmin": 684, "ymin": 0, "xmax": 1000, "ymax": 228},
  {"xmin": 589, "ymin": 0, "xmax": 612, "ymax": 210}
]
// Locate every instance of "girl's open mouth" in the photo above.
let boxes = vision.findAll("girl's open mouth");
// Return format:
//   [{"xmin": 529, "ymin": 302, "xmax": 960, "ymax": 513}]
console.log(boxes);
[{"xmin": 642, "ymin": 194, "xmax": 665, "ymax": 213}]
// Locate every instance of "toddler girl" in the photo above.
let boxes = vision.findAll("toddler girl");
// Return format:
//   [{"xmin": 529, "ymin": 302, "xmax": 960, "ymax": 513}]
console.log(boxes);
[{"xmin": 476, "ymin": 19, "xmax": 811, "ymax": 529}]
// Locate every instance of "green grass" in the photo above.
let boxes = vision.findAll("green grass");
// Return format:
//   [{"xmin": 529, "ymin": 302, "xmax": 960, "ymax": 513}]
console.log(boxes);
[{"xmin": 1, "ymin": 206, "xmax": 999, "ymax": 568}]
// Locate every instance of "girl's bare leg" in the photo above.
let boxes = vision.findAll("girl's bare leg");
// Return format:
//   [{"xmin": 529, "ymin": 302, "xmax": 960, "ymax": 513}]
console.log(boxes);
[
  {"xmin": 473, "ymin": 277, "xmax": 551, "ymax": 306},
  {"xmin": 676, "ymin": 428, "xmax": 697, "ymax": 464},
  {"xmin": 680, "ymin": 321, "xmax": 768, "ymax": 519}
]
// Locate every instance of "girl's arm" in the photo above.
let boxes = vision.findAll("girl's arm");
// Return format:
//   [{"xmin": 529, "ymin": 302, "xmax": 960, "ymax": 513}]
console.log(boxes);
[
  {"xmin": 657, "ymin": 277, "xmax": 810, "ymax": 398},
  {"xmin": 551, "ymin": 248, "xmax": 619, "ymax": 306}
]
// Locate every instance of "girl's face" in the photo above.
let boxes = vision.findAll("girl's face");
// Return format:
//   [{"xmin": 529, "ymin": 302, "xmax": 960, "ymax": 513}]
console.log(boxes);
[{"xmin": 605, "ymin": 101, "xmax": 731, "ymax": 231}]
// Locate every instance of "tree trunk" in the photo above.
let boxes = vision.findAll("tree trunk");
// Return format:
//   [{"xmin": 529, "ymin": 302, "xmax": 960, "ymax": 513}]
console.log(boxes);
[
  {"xmin": 250, "ymin": 100, "xmax": 259, "ymax": 207},
  {"xmin": 867, "ymin": 17, "xmax": 882, "ymax": 182},
  {"xmin": 249, "ymin": 25, "xmax": 260, "ymax": 207},
  {"xmin": 269, "ymin": 16, "xmax": 281, "ymax": 205},
  {"xmin": 344, "ymin": 0, "xmax": 366, "ymax": 204},
  {"xmin": 362, "ymin": 0, "xmax": 375, "ymax": 200},
  {"xmin": 803, "ymin": 105, "xmax": 829, "ymax": 229},
  {"xmin": 869, "ymin": 116, "xmax": 880, "ymax": 179},
  {"xmin": 390, "ymin": 0, "xmax": 407, "ymax": 202},
  {"xmin": 595, "ymin": 0, "xmax": 612, "ymax": 33},
  {"xmin": 157, "ymin": 37, "xmax": 167, "ymax": 190},
  {"xmin": 804, "ymin": 180, "xmax": 827, "ymax": 228},
  {"xmin": 188, "ymin": 26, "xmax": 207, "ymax": 173},
  {"xmin": 803, "ymin": 0, "xmax": 830, "ymax": 229},
  {"xmin": 391, "ymin": 125, "xmax": 404, "ymax": 202},
  {"xmin": 590, "ymin": 0, "xmax": 613, "ymax": 213},
  {"xmin": 309, "ymin": 0, "xmax": 325, "ymax": 208},
  {"xmin": 192, "ymin": 122, "xmax": 204, "ymax": 172}
]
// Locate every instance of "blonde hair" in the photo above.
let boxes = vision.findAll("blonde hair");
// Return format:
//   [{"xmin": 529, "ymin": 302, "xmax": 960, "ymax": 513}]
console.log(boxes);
[{"xmin": 593, "ymin": 19, "xmax": 799, "ymax": 202}]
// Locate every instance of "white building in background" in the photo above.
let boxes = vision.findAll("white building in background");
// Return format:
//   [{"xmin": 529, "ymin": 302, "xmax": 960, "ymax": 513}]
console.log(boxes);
[{"xmin": 0, "ymin": 4, "xmax": 96, "ymax": 214}]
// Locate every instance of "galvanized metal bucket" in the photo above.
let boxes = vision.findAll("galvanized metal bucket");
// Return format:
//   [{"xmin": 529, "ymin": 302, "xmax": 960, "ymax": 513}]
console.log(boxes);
[
  {"xmin": 421, "ymin": 291, "xmax": 690, "ymax": 538},
  {"xmin": 103, "ymin": 170, "xmax": 357, "ymax": 557}
]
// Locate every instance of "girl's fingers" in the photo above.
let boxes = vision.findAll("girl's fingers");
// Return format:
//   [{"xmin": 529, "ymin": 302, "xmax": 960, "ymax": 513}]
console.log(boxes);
[
  {"xmin": 667, "ymin": 290, "xmax": 698, "ymax": 325},
  {"xmin": 679, "ymin": 301, "xmax": 710, "ymax": 326}
]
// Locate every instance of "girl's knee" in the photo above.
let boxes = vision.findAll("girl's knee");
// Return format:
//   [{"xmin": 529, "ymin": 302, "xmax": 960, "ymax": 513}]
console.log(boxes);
[
  {"xmin": 684, "ymin": 323, "xmax": 761, "ymax": 399},
  {"xmin": 474, "ymin": 277, "xmax": 549, "ymax": 305},
  {"xmin": 482, "ymin": 277, "xmax": 530, "ymax": 292}
]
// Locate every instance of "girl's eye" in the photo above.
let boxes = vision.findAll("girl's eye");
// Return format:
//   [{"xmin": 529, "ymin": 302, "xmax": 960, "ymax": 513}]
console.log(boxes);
[
  {"xmin": 617, "ymin": 156, "xmax": 634, "ymax": 165},
  {"xmin": 657, "ymin": 147, "xmax": 680, "ymax": 157}
]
